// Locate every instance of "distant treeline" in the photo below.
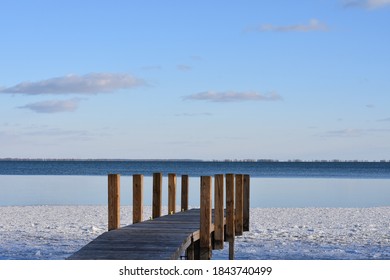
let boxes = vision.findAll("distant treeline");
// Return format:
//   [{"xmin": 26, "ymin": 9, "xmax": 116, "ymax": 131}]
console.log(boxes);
[{"xmin": 0, "ymin": 158, "xmax": 389, "ymax": 163}]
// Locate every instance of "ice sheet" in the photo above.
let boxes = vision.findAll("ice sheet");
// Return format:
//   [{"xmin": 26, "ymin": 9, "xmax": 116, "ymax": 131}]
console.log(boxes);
[{"xmin": 0, "ymin": 206, "xmax": 389, "ymax": 260}]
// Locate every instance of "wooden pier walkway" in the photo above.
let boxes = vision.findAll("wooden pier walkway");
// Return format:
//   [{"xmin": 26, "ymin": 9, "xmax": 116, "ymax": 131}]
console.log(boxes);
[
  {"xmin": 69, "ymin": 209, "xmax": 211, "ymax": 260},
  {"xmin": 68, "ymin": 173, "xmax": 250, "ymax": 260}
]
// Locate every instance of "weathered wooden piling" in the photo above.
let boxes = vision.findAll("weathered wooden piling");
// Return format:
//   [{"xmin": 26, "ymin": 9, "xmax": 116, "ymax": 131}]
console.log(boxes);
[
  {"xmin": 132, "ymin": 174, "xmax": 143, "ymax": 224},
  {"xmin": 168, "ymin": 173, "xmax": 177, "ymax": 214},
  {"xmin": 235, "ymin": 174, "xmax": 244, "ymax": 236},
  {"xmin": 181, "ymin": 175, "xmax": 189, "ymax": 211},
  {"xmin": 108, "ymin": 174, "xmax": 120, "ymax": 231},
  {"xmin": 225, "ymin": 173, "xmax": 235, "ymax": 260},
  {"xmin": 200, "ymin": 176, "xmax": 212, "ymax": 260},
  {"xmin": 243, "ymin": 174, "xmax": 250, "ymax": 232},
  {"xmin": 152, "ymin": 172, "xmax": 162, "ymax": 219},
  {"xmin": 214, "ymin": 174, "xmax": 224, "ymax": 249}
]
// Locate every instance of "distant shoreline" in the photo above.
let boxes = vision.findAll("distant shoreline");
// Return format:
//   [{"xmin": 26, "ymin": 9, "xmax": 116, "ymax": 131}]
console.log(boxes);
[{"xmin": 1, "ymin": 158, "xmax": 389, "ymax": 163}]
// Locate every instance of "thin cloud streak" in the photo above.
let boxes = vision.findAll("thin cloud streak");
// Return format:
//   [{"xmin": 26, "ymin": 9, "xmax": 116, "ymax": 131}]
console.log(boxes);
[
  {"xmin": 325, "ymin": 128, "xmax": 390, "ymax": 137},
  {"xmin": 247, "ymin": 19, "xmax": 328, "ymax": 33},
  {"xmin": 378, "ymin": 117, "xmax": 390, "ymax": 122},
  {"xmin": 18, "ymin": 98, "xmax": 82, "ymax": 113},
  {"xmin": 184, "ymin": 91, "xmax": 282, "ymax": 102},
  {"xmin": 22, "ymin": 127, "xmax": 91, "ymax": 137},
  {"xmin": 0, "ymin": 73, "xmax": 145, "ymax": 95},
  {"xmin": 141, "ymin": 65, "xmax": 162, "ymax": 71},
  {"xmin": 343, "ymin": 0, "xmax": 390, "ymax": 9},
  {"xmin": 174, "ymin": 112, "xmax": 213, "ymax": 117},
  {"xmin": 177, "ymin": 64, "xmax": 192, "ymax": 71},
  {"xmin": 190, "ymin": 55, "xmax": 202, "ymax": 61},
  {"xmin": 326, "ymin": 128, "xmax": 364, "ymax": 137}
]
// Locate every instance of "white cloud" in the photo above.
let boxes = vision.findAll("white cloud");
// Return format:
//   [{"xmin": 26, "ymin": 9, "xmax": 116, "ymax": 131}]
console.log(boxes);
[
  {"xmin": 343, "ymin": 0, "xmax": 390, "ymax": 9},
  {"xmin": 0, "ymin": 73, "xmax": 145, "ymax": 95},
  {"xmin": 183, "ymin": 91, "xmax": 282, "ymax": 102},
  {"xmin": 248, "ymin": 19, "xmax": 328, "ymax": 33},
  {"xmin": 18, "ymin": 99, "xmax": 82, "ymax": 113}
]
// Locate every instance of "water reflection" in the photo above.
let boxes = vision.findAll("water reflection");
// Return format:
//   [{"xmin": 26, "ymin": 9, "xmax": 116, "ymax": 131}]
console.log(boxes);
[{"xmin": 0, "ymin": 176, "xmax": 389, "ymax": 208}]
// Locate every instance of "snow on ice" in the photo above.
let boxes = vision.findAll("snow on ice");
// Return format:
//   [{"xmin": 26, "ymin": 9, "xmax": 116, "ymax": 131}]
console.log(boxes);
[{"xmin": 0, "ymin": 206, "xmax": 389, "ymax": 260}]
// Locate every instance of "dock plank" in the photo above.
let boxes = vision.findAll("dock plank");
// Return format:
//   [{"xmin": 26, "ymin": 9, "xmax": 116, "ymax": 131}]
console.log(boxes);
[{"xmin": 68, "ymin": 209, "xmax": 211, "ymax": 260}]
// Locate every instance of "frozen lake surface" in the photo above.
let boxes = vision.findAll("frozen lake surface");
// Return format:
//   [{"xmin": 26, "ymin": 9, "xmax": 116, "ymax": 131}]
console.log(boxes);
[{"xmin": 1, "ymin": 205, "xmax": 389, "ymax": 260}]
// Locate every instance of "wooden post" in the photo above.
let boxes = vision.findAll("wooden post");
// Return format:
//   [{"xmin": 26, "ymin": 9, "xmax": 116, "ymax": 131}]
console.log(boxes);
[
  {"xmin": 133, "ymin": 174, "xmax": 143, "ymax": 224},
  {"xmin": 200, "ymin": 176, "xmax": 212, "ymax": 260},
  {"xmin": 193, "ymin": 239, "xmax": 200, "ymax": 260},
  {"xmin": 181, "ymin": 175, "xmax": 189, "ymax": 211},
  {"xmin": 168, "ymin": 173, "xmax": 176, "ymax": 215},
  {"xmin": 186, "ymin": 241, "xmax": 195, "ymax": 260},
  {"xmin": 108, "ymin": 174, "xmax": 120, "ymax": 231},
  {"xmin": 243, "ymin": 174, "xmax": 250, "ymax": 232},
  {"xmin": 235, "ymin": 174, "xmax": 244, "ymax": 236},
  {"xmin": 152, "ymin": 172, "xmax": 162, "ymax": 219},
  {"xmin": 229, "ymin": 241, "xmax": 235, "ymax": 261},
  {"xmin": 225, "ymin": 173, "xmax": 235, "ymax": 260},
  {"xmin": 214, "ymin": 174, "xmax": 224, "ymax": 250}
]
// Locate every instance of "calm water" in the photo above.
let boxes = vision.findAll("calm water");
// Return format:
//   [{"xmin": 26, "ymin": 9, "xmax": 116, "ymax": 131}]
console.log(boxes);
[
  {"xmin": 0, "ymin": 160, "xmax": 389, "ymax": 207},
  {"xmin": 1, "ymin": 160, "xmax": 390, "ymax": 178}
]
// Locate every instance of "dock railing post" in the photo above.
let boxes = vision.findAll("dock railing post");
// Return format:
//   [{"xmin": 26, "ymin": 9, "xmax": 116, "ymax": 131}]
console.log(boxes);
[
  {"xmin": 200, "ymin": 176, "xmax": 212, "ymax": 260},
  {"xmin": 108, "ymin": 174, "xmax": 120, "ymax": 231},
  {"xmin": 243, "ymin": 174, "xmax": 250, "ymax": 232},
  {"xmin": 181, "ymin": 175, "xmax": 189, "ymax": 211},
  {"xmin": 133, "ymin": 174, "xmax": 144, "ymax": 224},
  {"xmin": 168, "ymin": 173, "xmax": 176, "ymax": 214},
  {"xmin": 152, "ymin": 173, "xmax": 162, "ymax": 219},
  {"xmin": 235, "ymin": 174, "xmax": 244, "ymax": 236},
  {"xmin": 214, "ymin": 174, "xmax": 224, "ymax": 250},
  {"xmin": 226, "ymin": 173, "xmax": 235, "ymax": 260}
]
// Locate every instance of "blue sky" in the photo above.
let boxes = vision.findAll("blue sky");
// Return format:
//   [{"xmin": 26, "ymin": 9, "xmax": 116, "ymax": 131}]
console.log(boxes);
[{"xmin": 1, "ymin": 0, "xmax": 389, "ymax": 160}]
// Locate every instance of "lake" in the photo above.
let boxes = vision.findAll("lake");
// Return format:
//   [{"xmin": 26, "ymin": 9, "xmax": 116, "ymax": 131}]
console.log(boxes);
[{"xmin": 0, "ymin": 160, "xmax": 389, "ymax": 207}]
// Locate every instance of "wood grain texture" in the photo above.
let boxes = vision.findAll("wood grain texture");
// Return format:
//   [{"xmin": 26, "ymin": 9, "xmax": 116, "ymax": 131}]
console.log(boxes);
[
  {"xmin": 243, "ymin": 174, "xmax": 250, "ymax": 232},
  {"xmin": 181, "ymin": 175, "xmax": 189, "ymax": 211},
  {"xmin": 69, "ymin": 209, "xmax": 203, "ymax": 260},
  {"xmin": 200, "ymin": 176, "xmax": 212, "ymax": 260},
  {"xmin": 153, "ymin": 173, "xmax": 162, "ymax": 219},
  {"xmin": 225, "ymin": 173, "xmax": 235, "ymax": 242},
  {"xmin": 133, "ymin": 174, "xmax": 143, "ymax": 224},
  {"xmin": 214, "ymin": 174, "xmax": 224, "ymax": 249},
  {"xmin": 235, "ymin": 174, "xmax": 244, "ymax": 236},
  {"xmin": 168, "ymin": 173, "xmax": 177, "ymax": 214},
  {"xmin": 108, "ymin": 174, "xmax": 120, "ymax": 231}
]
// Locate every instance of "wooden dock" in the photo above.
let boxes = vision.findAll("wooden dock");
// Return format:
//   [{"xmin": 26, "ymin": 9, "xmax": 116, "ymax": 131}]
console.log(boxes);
[
  {"xmin": 69, "ymin": 209, "xmax": 209, "ymax": 260},
  {"xmin": 68, "ymin": 173, "xmax": 250, "ymax": 260}
]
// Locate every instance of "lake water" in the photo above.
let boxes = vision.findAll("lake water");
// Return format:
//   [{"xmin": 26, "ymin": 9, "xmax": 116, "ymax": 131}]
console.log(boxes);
[{"xmin": 0, "ymin": 160, "xmax": 389, "ymax": 208}]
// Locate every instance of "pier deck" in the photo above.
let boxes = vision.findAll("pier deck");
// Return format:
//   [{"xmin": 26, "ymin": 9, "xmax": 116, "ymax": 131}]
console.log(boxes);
[{"xmin": 68, "ymin": 209, "xmax": 217, "ymax": 260}]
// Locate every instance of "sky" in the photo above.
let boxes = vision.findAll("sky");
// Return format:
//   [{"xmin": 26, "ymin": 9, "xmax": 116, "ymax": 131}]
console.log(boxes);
[{"xmin": 0, "ymin": 0, "xmax": 389, "ymax": 161}]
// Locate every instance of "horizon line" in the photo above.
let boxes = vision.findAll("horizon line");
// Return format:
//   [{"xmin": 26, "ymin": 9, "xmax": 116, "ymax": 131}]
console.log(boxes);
[{"xmin": 0, "ymin": 158, "xmax": 389, "ymax": 163}]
